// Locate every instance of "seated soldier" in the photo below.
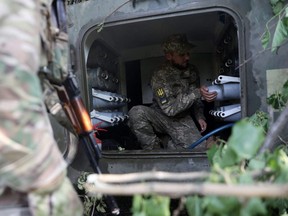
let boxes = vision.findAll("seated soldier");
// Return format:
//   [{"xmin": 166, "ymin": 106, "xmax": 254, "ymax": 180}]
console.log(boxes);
[{"xmin": 128, "ymin": 34, "xmax": 217, "ymax": 150}]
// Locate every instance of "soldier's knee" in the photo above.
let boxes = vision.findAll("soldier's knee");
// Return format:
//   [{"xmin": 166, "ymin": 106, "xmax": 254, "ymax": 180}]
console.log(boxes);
[{"xmin": 128, "ymin": 105, "xmax": 147, "ymax": 119}]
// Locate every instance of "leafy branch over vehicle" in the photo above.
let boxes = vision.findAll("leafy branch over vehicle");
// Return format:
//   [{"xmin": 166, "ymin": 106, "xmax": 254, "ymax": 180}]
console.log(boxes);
[
  {"xmin": 261, "ymin": 0, "xmax": 288, "ymax": 52},
  {"xmin": 267, "ymin": 80, "xmax": 288, "ymax": 110}
]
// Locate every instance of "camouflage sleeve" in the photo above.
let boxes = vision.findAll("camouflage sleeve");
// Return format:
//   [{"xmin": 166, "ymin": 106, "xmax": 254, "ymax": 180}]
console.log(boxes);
[
  {"xmin": 151, "ymin": 70, "xmax": 201, "ymax": 117},
  {"xmin": 192, "ymin": 98, "xmax": 206, "ymax": 121},
  {"xmin": 188, "ymin": 65, "xmax": 206, "ymax": 120},
  {"xmin": 0, "ymin": 0, "xmax": 66, "ymax": 191},
  {"xmin": 188, "ymin": 66, "xmax": 205, "ymax": 120},
  {"xmin": 0, "ymin": 1, "xmax": 83, "ymax": 215}
]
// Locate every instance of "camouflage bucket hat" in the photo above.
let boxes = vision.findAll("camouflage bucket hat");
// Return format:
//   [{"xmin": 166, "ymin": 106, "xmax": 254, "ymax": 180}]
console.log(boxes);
[{"xmin": 162, "ymin": 34, "xmax": 194, "ymax": 54}]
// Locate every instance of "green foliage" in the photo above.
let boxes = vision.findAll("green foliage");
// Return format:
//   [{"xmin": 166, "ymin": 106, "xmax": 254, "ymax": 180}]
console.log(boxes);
[
  {"xmin": 77, "ymin": 172, "xmax": 106, "ymax": 216},
  {"xmin": 131, "ymin": 109, "xmax": 287, "ymax": 216},
  {"xmin": 261, "ymin": 31, "xmax": 271, "ymax": 49},
  {"xmin": 226, "ymin": 120, "xmax": 265, "ymax": 161},
  {"xmin": 187, "ymin": 120, "xmax": 288, "ymax": 216},
  {"xmin": 270, "ymin": 0, "xmax": 286, "ymax": 15},
  {"xmin": 202, "ymin": 196, "xmax": 239, "ymax": 216},
  {"xmin": 185, "ymin": 196, "xmax": 203, "ymax": 216},
  {"xmin": 261, "ymin": 0, "xmax": 288, "ymax": 52},
  {"xmin": 240, "ymin": 198, "xmax": 267, "ymax": 216},
  {"xmin": 186, "ymin": 195, "xmax": 268, "ymax": 216},
  {"xmin": 132, "ymin": 195, "xmax": 170, "ymax": 216},
  {"xmin": 207, "ymin": 119, "xmax": 265, "ymax": 168},
  {"xmin": 192, "ymin": 82, "xmax": 288, "ymax": 215},
  {"xmin": 248, "ymin": 111, "xmax": 269, "ymax": 133},
  {"xmin": 267, "ymin": 80, "xmax": 288, "ymax": 110},
  {"xmin": 271, "ymin": 17, "xmax": 288, "ymax": 51}
]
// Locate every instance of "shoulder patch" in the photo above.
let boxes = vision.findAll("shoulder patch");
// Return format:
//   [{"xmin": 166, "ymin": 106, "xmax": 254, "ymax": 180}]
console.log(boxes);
[{"xmin": 156, "ymin": 88, "xmax": 168, "ymax": 104}]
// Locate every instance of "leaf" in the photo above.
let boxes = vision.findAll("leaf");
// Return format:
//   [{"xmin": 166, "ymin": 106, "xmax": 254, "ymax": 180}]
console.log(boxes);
[
  {"xmin": 247, "ymin": 154, "xmax": 266, "ymax": 171},
  {"xmin": 210, "ymin": 144, "xmax": 224, "ymax": 166},
  {"xmin": 144, "ymin": 196, "xmax": 170, "ymax": 216},
  {"xmin": 270, "ymin": 0, "xmax": 280, "ymax": 5},
  {"xmin": 281, "ymin": 80, "xmax": 288, "ymax": 101},
  {"xmin": 96, "ymin": 200, "xmax": 107, "ymax": 213},
  {"xmin": 271, "ymin": 18, "xmax": 288, "ymax": 52},
  {"xmin": 132, "ymin": 195, "xmax": 170, "ymax": 216},
  {"xmin": 261, "ymin": 30, "xmax": 271, "ymax": 49},
  {"xmin": 96, "ymin": 203, "xmax": 106, "ymax": 213},
  {"xmin": 227, "ymin": 120, "xmax": 265, "ymax": 160},
  {"xmin": 238, "ymin": 172, "xmax": 254, "ymax": 184},
  {"xmin": 186, "ymin": 196, "xmax": 203, "ymax": 216},
  {"xmin": 271, "ymin": 149, "xmax": 288, "ymax": 183},
  {"xmin": 77, "ymin": 172, "xmax": 90, "ymax": 191},
  {"xmin": 219, "ymin": 145, "xmax": 239, "ymax": 168},
  {"xmin": 266, "ymin": 198, "xmax": 288, "ymax": 214},
  {"xmin": 249, "ymin": 111, "xmax": 269, "ymax": 133},
  {"xmin": 272, "ymin": 1, "xmax": 284, "ymax": 15},
  {"xmin": 203, "ymin": 196, "xmax": 239, "ymax": 215},
  {"xmin": 207, "ymin": 144, "xmax": 219, "ymax": 164},
  {"xmin": 267, "ymin": 92, "xmax": 286, "ymax": 109},
  {"xmin": 132, "ymin": 195, "xmax": 143, "ymax": 213},
  {"xmin": 283, "ymin": 80, "xmax": 288, "ymax": 88},
  {"xmin": 133, "ymin": 213, "xmax": 146, "ymax": 216},
  {"xmin": 240, "ymin": 198, "xmax": 267, "ymax": 216}
]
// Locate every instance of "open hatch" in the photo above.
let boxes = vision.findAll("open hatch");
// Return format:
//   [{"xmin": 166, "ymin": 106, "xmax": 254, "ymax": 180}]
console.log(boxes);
[{"xmin": 81, "ymin": 9, "xmax": 242, "ymax": 155}]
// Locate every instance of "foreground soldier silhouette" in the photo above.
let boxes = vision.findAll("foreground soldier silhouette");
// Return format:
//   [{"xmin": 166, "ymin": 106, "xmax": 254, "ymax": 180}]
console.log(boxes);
[{"xmin": 0, "ymin": 0, "xmax": 83, "ymax": 215}]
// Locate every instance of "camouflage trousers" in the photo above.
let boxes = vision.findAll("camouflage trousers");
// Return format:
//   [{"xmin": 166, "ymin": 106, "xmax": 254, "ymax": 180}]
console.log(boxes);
[
  {"xmin": 128, "ymin": 105, "xmax": 203, "ymax": 150},
  {"xmin": 0, "ymin": 1, "xmax": 83, "ymax": 215}
]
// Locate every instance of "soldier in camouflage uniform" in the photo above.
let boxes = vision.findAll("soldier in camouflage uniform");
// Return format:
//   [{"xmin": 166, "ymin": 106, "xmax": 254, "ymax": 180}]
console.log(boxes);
[
  {"xmin": 128, "ymin": 34, "xmax": 217, "ymax": 150},
  {"xmin": 0, "ymin": 0, "xmax": 83, "ymax": 215}
]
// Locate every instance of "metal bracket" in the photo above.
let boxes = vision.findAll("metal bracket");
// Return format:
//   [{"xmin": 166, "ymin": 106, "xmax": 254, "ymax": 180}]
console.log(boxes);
[
  {"xmin": 92, "ymin": 89, "xmax": 114, "ymax": 102},
  {"xmin": 209, "ymin": 106, "xmax": 241, "ymax": 118},
  {"xmin": 90, "ymin": 110, "xmax": 129, "ymax": 125},
  {"xmin": 90, "ymin": 110, "xmax": 116, "ymax": 123},
  {"xmin": 213, "ymin": 75, "xmax": 240, "ymax": 85}
]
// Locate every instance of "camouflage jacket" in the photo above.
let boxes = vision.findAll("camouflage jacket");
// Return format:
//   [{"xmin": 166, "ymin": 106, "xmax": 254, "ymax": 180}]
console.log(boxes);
[
  {"xmin": 0, "ymin": 0, "xmax": 83, "ymax": 215},
  {"xmin": 151, "ymin": 62, "xmax": 205, "ymax": 120}
]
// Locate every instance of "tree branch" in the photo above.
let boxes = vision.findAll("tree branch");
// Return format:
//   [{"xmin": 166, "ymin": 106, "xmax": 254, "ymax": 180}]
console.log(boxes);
[
  {"xmin": 89, "ymin": 171, "xmax": 209, "ymax": 183},
  {"xmin": 85, "ymin": 179, "xmax": 288, "ymax": 199},
  {"xmin": 259, "ymin": 107, "xmax": 288, "ymax": 153}
]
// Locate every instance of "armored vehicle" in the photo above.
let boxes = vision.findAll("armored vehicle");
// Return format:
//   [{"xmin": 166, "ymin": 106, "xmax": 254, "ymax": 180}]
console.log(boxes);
[
  {"xmin": 2, "ymin": 0, "xmax": 288, "ymax": 215},
  {"xmin": 63, "ymin": 0, "xmax": 288, "ymax": 181}
]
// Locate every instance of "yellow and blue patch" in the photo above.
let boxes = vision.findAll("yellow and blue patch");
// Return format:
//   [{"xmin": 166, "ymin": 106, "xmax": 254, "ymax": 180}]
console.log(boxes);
[{"xmin": 156, "ymin": 88, "xmax": 168, "ymax": 104}]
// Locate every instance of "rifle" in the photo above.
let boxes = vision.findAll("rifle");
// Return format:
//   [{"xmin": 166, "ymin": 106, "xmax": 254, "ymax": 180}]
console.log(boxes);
[
  {"xmin": 49, "ymin": 0, "xmax": 120, "ymax": 214},
  {"xmin": 56, "ymin": 72, "xmax": 120, "ymax": 215}
]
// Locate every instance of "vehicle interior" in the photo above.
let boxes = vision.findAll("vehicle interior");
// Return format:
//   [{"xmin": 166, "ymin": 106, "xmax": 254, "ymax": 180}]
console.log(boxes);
[{"xmin": 82, "ymin": 9, "xmax": 241, "ymax": 153}]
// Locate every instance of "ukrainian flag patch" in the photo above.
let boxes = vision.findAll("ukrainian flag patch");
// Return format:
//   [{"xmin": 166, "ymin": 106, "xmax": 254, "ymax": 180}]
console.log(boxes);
[{"xmin": 156, "ymin": 88, "xmax": 168, "ymax": 104}]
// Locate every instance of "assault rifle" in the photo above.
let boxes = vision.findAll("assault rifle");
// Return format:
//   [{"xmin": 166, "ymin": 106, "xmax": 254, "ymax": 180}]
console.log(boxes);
[
  {"xmin": 49, "ymin": 0, "xmax": 120, "ymax": 214},
  {"xmin": 56, "ymin": 72, "xmax": 120, "ymax": 215}
]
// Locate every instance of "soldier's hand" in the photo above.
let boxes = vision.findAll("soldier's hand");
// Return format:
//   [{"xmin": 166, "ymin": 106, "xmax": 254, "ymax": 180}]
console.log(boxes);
[
  {"xmin": 198, "ymin": 119, "xmax": 207, "ymax": 133},
  {"xmin": 200, "ymin": 86, "xmax": 217, "ymax": 102}
]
